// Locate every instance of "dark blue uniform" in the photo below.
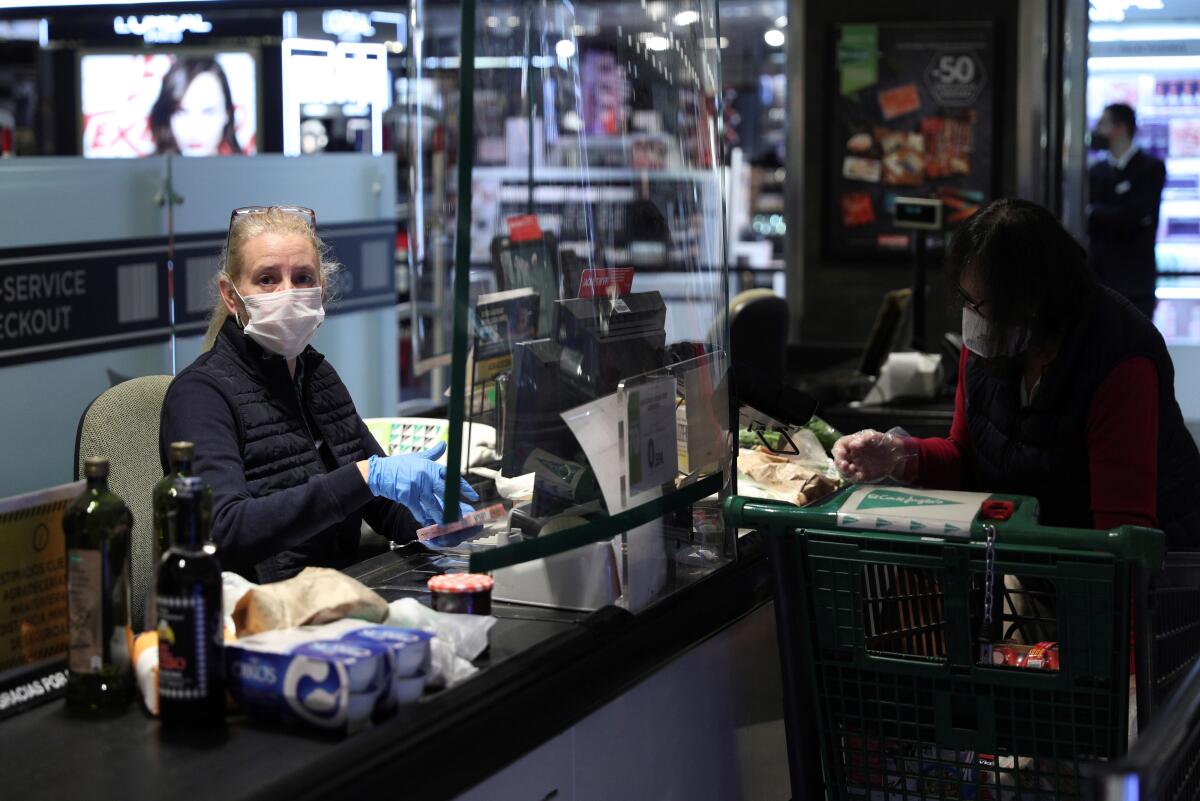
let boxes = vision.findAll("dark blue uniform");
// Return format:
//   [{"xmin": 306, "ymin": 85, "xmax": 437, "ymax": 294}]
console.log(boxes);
[{"xmin": 1087, "ymin": 149, "xmax": 1166, "ymax": 317}]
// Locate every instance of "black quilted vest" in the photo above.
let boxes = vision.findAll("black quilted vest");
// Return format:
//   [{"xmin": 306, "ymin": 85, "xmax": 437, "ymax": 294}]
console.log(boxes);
[
  {"xmin": 965, "ymin": 287, "xmax": 1200, "ymax": 548},
  {"xmin": 199, "ymin": 319, "xmax": 371, "ymax": 581}
]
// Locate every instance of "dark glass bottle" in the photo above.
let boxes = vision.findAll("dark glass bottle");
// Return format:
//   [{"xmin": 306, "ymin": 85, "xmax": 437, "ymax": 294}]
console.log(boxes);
[
  {"xmin": 62, "ymin": 457, "xmax": 134, "ymax": 710},
  {"xmin": 150, "ymin": 442, "xmax": 212, "ymax": 626},
  {"xmin": 153, "ymin": 441, "xmax": 212, "ymax": 558},
  {"xmin": 156, "ymin": 475, "xmax": 224, "ymax": 727}
]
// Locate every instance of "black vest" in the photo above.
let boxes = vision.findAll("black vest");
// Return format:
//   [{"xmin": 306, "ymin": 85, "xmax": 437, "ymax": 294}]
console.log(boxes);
[
  {"xmin": 199, "ymin": 319, "xmax": 370, "ymax": 581},
  {"xmin": 965, "ymin": 287, "xmax": 1200, "ymax": 548}
]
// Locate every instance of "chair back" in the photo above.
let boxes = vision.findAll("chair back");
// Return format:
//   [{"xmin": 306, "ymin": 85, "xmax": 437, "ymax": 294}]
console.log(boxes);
[
  {"xmin": 75, "ymin": 375, "xmax": 173, "ymax": 632},
  {"xmin": 728, "ymin": 289, "xmax": 789, "ymax": 376}
]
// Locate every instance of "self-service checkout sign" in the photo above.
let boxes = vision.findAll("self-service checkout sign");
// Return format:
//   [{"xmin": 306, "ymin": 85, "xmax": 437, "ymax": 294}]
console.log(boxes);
[{"xmin": 835, "ymin": 487, "xmax": 994, "ymax": 538}]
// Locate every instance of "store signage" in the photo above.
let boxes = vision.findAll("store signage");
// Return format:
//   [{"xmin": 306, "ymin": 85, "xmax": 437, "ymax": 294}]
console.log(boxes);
[
  {"xmin": 0, "ymin": 223, "xmax": 394, "ymax": 368},
  {"xmin": 0, "ymin": 249, "xmax": 169, "ymax": 368},
  {"xmin": 113, "ymin": 13, "xmax": 212, "ymax": 44},
  {"xmin": 322, "ymin": 9, "xmax": 375, "ymax": 42},
  {"xmin": 0, "ymin": 482, "xmax": 79, "ymax": 722},
  {"xmin": 828, "ymin": 22, "xmax": 995, "ymax": 258}
]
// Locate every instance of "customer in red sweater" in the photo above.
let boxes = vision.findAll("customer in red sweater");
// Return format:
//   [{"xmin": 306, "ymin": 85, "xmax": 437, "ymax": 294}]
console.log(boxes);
[{"xmin": 833, "ymin": 199, "xmax": 1200, "ymax": 547}]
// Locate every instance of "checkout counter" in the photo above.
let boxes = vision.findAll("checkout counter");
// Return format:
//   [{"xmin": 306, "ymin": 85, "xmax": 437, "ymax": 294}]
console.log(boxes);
[{"xmin": 1, "ymin": 536, "xmax": 781, "ymax": 801}]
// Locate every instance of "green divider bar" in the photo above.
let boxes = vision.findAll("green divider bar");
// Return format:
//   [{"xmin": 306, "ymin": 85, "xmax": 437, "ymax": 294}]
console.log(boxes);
[
  {"xmin": 724, "ymin": 495, "xmax": 1166, "ymax": 569},
  {"xmin": 443, "ymin": 0, "xmax": 477, "ymax": 523},
  {"xmin": 469, "ymin": 473, "xmax": 723, "ymax": 572}
]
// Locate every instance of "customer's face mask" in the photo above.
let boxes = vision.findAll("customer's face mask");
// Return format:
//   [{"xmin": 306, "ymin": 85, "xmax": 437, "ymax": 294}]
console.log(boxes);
[
  {"xmin": 962, "ymin": 306, "xmax": 1029, "ymax": 359},
  {"xmin": 233, "ymin": 285, "xmax": 325, "ymax": 359}
]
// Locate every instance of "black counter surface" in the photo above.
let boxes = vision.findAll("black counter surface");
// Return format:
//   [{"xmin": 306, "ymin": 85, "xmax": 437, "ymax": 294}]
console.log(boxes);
[{"xmin": 1, "ymin": 537, "xmax": 771, "ymax": 801}]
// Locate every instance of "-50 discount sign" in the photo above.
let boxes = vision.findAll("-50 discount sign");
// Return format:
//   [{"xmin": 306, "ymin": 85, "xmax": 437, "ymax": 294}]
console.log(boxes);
[{"xmin": 925, "ymin": 50, "xmax": 987, "ymax": 106}]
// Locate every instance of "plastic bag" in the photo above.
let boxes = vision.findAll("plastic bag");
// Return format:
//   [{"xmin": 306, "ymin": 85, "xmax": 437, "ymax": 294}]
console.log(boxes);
[
  {"xmin": 387, "ymin": 598, "xmax": 493, "ymax": 688},
  {"xmin": 386, "ymin": 597, "xmax": 495, "ymax": 661}
]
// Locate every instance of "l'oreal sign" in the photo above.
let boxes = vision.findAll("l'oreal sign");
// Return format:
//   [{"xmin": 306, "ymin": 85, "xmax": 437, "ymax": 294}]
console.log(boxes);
[
  {"xmin": 321, "ymin": 9, "xmax": 375, "ymax": 42},
  {"xmin": 113, "ymin": 13, "xmax": 213, "ymax": 44}
]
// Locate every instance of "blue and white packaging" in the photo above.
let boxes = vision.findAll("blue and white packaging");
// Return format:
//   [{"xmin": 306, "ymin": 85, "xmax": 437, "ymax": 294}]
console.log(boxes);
[
  {"xmin": 342, "ymin": 627, "xmax": 433, "ymax": 678},
  {"xmin": 341, "ymin": 627, "xmax": 433, "ymax": 711},
  {"xmin": 293, "ymin": 640, "xmax": 388, "ymax": 693},
  {"xmin": 225, "ymin": 626, "xmax": 390, "ymax": 734}
]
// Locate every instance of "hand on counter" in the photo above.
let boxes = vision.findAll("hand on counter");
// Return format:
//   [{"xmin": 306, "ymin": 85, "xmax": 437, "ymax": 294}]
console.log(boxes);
[
  {"xmin": 364, "ymin": 442, "xmax": 480, "ymax": 527},
  {"xmin": 831, "ymin": 428, "xmax": 918, "ymax": 484}
]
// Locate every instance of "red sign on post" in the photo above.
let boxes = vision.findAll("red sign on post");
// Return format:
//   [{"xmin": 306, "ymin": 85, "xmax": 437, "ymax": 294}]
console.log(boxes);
[{"xmin": 506, "ymin": 215, "xmax": 544, "ymax": 243}]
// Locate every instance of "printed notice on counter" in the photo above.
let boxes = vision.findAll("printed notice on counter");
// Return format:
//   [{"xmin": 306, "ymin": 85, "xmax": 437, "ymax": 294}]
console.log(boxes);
[
  {"xmin": 0, "ymin": 481, "xmax": 80, "ymax": 720},
  {"xmin": 624, "ymin": 376, "xmax": 679, "ymax": 499},
  {"xmin": 835, "ymin": 486, "xmax": 992, "ymax": 538}
]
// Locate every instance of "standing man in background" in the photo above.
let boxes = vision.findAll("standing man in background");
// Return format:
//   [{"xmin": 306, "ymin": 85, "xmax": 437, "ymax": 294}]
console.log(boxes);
[{"xmin": 1088, "ymin": 103, "xmax": 1167, "ymax": 319}]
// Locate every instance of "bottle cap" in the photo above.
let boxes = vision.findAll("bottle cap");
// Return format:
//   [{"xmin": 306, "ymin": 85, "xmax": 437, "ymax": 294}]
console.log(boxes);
[
  {"xmin": 169, "ymin": 441, "xmax": 195, "ymax": 463},
  {"xmin": 83, "ymin": 457, "xmax": 110, "ymax": 479}
]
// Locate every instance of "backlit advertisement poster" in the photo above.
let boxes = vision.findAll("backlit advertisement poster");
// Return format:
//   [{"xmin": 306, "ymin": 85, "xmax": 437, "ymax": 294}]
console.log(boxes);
[
  {"xmin": 828, "ymin": 22, "xmax": 996, "ymax": 258},
  {"xmin": 80, "ymin": 51, "xmax": 258, "ymax": 158}
]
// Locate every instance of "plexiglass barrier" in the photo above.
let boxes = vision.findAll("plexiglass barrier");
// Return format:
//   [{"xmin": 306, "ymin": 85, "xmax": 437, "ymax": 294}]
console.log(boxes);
[{"xmin": 405, "ymin": 0, "xmax": 731, "ymax": 610}]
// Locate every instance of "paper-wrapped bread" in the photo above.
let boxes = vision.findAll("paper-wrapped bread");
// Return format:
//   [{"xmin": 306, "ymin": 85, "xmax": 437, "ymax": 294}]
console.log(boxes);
[
  {"xmin": 737, "ymin": 448, "xmax": 839, "ymax": 506},
  {"xmin": 232, "ymin": 567, "xmax": 389, "ymax": 637}
]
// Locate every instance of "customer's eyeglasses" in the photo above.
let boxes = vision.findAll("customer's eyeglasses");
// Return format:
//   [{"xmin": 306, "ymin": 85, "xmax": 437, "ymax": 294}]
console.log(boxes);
[
  {"xmin": 227, "ymin": 205, "xmax": 317, "ymax": 239},
  {"xmin": 955, "ymin": 285, "xmax": 987, "ymax": 314}
]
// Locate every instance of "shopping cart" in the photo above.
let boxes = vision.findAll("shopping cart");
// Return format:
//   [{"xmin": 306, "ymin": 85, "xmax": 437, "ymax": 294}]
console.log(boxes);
[{"xmin": 727, "ymin": 485, "xmax": 1180, "ymax": 801}]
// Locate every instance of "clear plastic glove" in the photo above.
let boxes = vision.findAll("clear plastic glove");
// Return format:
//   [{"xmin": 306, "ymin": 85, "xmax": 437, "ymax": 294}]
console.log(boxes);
[
  {"xmin": 367, "ymin": 441, "xmax": 480, "ymax": 526},
  {"xmin": 831, "ymin": 428, "xmax": 919, "ymax": 484}
]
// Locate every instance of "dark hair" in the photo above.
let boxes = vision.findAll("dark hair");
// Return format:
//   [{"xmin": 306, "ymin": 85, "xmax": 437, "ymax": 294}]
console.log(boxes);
[
  {"xmin": 1103, "ymin": 102, "xmax": 1138, "ymax": 136},
  {"xmin": 149, "ymin": 57, "xmax": 241, "ymax": 155},
  {"xmin": 946, "ymin": 198, "xmax": 1096, "ymax": 353}
]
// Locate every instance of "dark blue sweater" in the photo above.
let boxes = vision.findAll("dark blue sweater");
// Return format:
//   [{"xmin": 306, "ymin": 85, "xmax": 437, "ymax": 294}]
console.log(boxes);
[{"xmin": 159, "ymin": 319, "xmax": 417, "ymax": 582}]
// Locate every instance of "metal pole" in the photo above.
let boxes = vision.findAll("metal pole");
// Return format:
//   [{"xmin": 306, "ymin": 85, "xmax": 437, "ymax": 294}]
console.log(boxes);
[
  {"xmin": 443, "ymin": 0, "xmax": 477, "ymax": 523},
  {"xmin": 912, "ymin": 233, "xmax": 927, "ymax": 352}
]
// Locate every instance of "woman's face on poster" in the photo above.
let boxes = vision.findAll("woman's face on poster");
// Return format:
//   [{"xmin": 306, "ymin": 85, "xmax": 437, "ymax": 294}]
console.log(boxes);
[{"xmin": 170, "ymin": 70, "xmax": 230, "ymax": 156}]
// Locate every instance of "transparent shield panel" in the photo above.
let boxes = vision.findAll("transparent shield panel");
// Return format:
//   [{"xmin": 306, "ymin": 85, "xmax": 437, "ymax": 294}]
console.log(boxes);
[
  {"xmin": 410, "ymin": 0, "xmax": 731, "ymax": 609},
  {"xmin": 406, "ymin": 0, "xmax": 462, "ymax": 379}
]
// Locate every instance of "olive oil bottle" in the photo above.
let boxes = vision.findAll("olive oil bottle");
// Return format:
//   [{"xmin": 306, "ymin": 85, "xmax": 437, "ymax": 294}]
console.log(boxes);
[{"xmin": 62, "ymin": 457, "xmax": 134, "ymax": 710}]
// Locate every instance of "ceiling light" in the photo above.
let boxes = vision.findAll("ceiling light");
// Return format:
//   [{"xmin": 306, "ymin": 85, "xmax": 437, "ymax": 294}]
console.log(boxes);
[
  {"xmin": 507, "ymin": 15, "xmax": 520, "ymax": 28},
  {"xmin": 646, "ymin": 35, "xmax": 670, "ymax": 51},
  {"xmin": 719, "ymin": 36, "xmax": 729, "ymax": 49},
  {"xmin": 485, "ymin": 15, "xmax": 499, "ymax": 28},
  {"xmin": 673, "ymin": 10, "xmax": 700, "ymax": 26},
  {"xmin": 555, "ymin": 38, "xmax": 576, "ymax": 59},
  {"xmin": 571, "ymin": 24, "xmax": 586, "ymax": 36},
  {"xmin": 764, "ymin": 28, "xmax": 785, "ymax": 47},
  {"xmin": 775, "ymin": 16, "xmax": 787, "ymax": 28}
]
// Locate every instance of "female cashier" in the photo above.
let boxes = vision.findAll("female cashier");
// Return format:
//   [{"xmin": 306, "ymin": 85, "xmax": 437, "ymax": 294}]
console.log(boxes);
[
  {"xmin": 160, "ymin": 206, "xmax": 478, "ymax": 582},
  {"xmin": 832, "ymin": 199, "xmax": 1200, "ymax": 548}
]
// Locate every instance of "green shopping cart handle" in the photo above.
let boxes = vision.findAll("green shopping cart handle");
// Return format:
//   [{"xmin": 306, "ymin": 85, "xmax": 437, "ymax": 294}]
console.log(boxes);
[{"xmin": 724, "ymin": 489, "xmax": 1165, "ymax": 569}]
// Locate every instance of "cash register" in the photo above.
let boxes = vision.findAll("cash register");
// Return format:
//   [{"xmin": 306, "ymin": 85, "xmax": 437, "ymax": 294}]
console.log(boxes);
[{"xmin": 488, "ymin": 290, "xmax": 671, "ymax": 611}]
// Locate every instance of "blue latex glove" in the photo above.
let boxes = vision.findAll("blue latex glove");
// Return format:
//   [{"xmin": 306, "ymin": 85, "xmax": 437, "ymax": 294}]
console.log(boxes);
[{"xmin": 366, "ymin": 441, "xmax": 480, "ymax": 527}]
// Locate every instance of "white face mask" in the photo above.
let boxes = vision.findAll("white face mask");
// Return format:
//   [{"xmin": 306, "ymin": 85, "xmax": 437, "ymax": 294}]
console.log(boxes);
[
  {"xmin": 961, "ymin": 306, "xmax": 1029, "ymax": 359},
  {"xmin": 233, "ymin": 285, "xmax": 325, "ymax": 359}
]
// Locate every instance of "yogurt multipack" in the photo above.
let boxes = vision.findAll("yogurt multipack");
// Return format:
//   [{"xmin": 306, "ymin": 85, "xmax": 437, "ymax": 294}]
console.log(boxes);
[
  {"xmin": 339, "ymin": 626, "xmax": 433, "ymax": 710},
  {"xmin": 225, "ymin": 619, "xmax": 432, "ymax": 733}
]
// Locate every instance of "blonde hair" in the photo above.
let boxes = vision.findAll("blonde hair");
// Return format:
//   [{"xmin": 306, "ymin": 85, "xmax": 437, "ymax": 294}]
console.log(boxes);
[{"xmin": 201, "ymin": 209, "xmax": 342, "ymax": 351}]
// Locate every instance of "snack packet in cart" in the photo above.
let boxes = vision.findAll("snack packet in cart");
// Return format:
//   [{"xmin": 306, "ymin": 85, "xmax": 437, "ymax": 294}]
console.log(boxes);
[
  {"xmin": 987, "ymin": 641, "xmax": 1060, "ymax": 671},
  {"xmin": 905, "ymin": 746, "xmax": 980, "ymax": 800}
]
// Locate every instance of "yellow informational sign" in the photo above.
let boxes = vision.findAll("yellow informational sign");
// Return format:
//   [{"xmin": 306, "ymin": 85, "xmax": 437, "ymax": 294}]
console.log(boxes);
[{"xmin": 0, "ymin": 481, "xmax": 81, "ymax": 717}]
